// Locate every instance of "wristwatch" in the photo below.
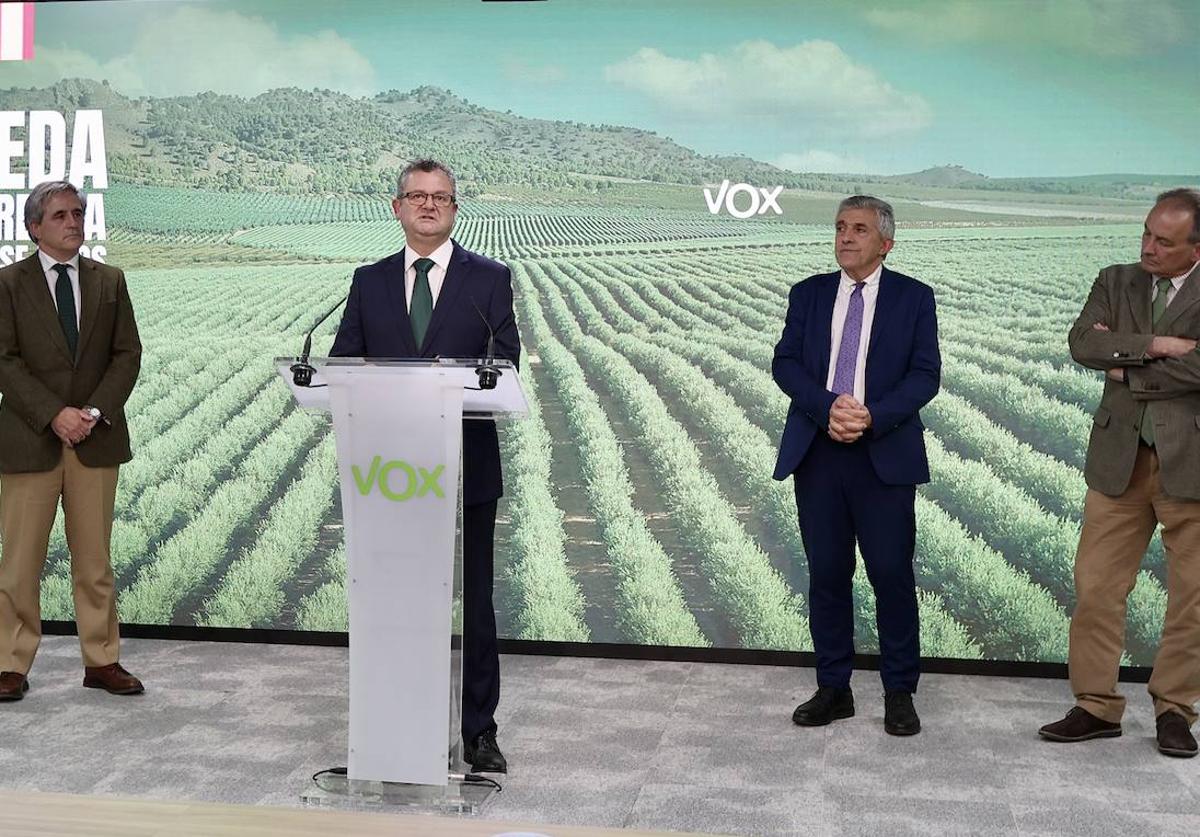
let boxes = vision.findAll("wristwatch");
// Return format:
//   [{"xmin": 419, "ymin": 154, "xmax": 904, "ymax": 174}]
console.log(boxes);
[{"xmin": 83, "ymin": 406, "xmax": 105, "ymax": 424}]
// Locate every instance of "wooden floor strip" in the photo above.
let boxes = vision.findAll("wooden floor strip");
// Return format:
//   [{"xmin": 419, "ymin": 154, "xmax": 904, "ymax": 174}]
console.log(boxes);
[{"xmin": 0, "ymin": 790, "xmax": 724, "ymax": 837}]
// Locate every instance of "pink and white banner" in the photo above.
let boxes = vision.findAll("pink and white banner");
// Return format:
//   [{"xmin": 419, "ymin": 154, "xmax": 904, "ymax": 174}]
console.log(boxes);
[{"xmin": 0, "ymin": 2, "xmax": 34, "ymax": 62}]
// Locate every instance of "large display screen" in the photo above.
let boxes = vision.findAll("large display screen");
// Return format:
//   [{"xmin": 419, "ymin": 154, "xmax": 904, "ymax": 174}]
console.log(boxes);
[{"xmin": 2, "ymin": 0, "xmax": 1197, "ymax": 664}]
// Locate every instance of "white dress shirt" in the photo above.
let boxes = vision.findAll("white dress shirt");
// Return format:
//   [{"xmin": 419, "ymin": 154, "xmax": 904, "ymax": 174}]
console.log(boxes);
[
  {"xmin": 403, "ymin": 239, "xmax": 454, "ymax": 311},
  {"xmin": 38, "ymin": 249, "xmax": 81, "ymax": 329},
  {"xmin": 825, "ymin": 262, "xmax": 882, "ymax": 403}
]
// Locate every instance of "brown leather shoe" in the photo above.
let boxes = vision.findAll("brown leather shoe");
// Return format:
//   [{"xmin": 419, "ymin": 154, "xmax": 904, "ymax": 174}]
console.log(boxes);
[
  {"xmin": 1038, "ymin": 706, "xmax": 1121, "ymax": 742},
  {"xmin": 1156, "ymin": 711, "xmax": 1198, "ymax": 758},
  {"xmin": 0, "ymin": 671, "xmax": 29, "ymax": 701},
  {"xmin": 83, "ymin": 663, "xmax": 144, "ymax": 695}
]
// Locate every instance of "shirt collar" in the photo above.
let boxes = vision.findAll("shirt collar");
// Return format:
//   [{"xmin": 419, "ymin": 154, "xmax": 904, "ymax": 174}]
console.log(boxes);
[
  {"xmin": 404, "ymin": 239, "xmax": 454, "ymax": 272},
  {"xmin": 1156, "ymin": 260, "xmax": 1200, "ymax": 289},
  {"xmin": 839, "ymin": 262, "xmax": 883, "ymax": 288},
  {"xmin": 37, "ymin": 249, "xmax": 80, "ymax": 274}
]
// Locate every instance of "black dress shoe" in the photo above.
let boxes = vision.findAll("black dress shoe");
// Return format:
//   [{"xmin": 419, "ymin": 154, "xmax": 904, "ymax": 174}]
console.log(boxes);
[
  {"xmin": 0, "ymin": 671, "xmax": 28, "ymax": 702},
  {"xmin": 884, "ymin": 691, "xmax": 921, "ymax": 736},
  {"xmin": 792, "ymin": 686, "xmax": 854, "ymax": 726},
  {"xmin": 1038, "ymin": 706, "xmax": 1122, "ymax": 742},
  {"xmin": 464, "ymin": 730, "xmax": 507, "ymax": 773},
  {"xmin": 1156, "ymin": 711, "xmax": 1198, "ymax": 758}
]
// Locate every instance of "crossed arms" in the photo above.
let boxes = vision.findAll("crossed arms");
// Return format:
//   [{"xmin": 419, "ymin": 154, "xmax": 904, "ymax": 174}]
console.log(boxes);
[{"xmin": 1068, "ymin": 272, "xmax": 1200, "ymax": 400}]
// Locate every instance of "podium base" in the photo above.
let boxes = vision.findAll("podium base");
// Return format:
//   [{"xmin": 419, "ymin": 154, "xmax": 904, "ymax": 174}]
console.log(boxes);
[{"xmin": 300, "ymin": 773, "xmax": 497, "ymax": 815}]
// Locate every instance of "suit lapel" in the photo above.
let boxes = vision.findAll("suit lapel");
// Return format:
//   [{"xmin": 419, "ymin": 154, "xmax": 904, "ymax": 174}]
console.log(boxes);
[
  {"xmin": 75, "ymin": 258, "xmax": 102, "ymax": 359},
  {"xmin": 814, "ymin": 272, "xmax": 839, "ymax": 385},
  {"xmin": 1157, "ymin": 262, "xmax": 1200, "ymax": 333},
  {"xmin": 866, "ymin": 266, "xmax": 895, "ymax": 363},
  {"xmin": 383, "ymin": 251, "xmax": 419, "ymax": 356},
  {"xmin": 420, "ymin": 241, "xmax": 469, "ymax": 354},
  {"xmin": 1124, "ymin": 267, "xmax": 1152, "ymax": 333},
  {"xmin": 19, "ymin": 254, "xmax": 74, "ymax": 363}
]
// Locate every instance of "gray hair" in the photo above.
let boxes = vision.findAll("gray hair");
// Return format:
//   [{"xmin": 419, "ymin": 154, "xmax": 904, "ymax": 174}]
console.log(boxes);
[
  {"xmin": 396, "ymin": 158, "xmax": 457, "ymax": 199},
  {"xmin": 25, "ymin": 180, "xmax": 87, "ymax": 243},
  {"xmin": 837, "ymin": 195, "xmax": 895, "ymax": 240},
  {"xmin": 1155, "ymin": 188, "xmax": 1200, "ymax": 244}
]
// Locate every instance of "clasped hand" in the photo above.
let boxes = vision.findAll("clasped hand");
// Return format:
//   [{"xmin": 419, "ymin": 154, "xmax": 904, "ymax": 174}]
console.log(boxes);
[
  {"xmin": 51, "ymin": 407, "xmax": 97, "ymax": 448},
  {"xmin": 828, "ymin": 394, "xmax": 871, "ymax": 443}
]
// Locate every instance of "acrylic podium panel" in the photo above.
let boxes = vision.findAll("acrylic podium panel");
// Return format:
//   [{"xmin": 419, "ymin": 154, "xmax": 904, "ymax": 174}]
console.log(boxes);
[{"xmin": 276, "ymin": 357, "xmax": 527, "ymax": 792}]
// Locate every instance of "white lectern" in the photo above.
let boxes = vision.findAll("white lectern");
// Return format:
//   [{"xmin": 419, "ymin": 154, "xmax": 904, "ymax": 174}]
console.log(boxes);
[{"xmin": 276, "ymin": 356, "xmax": 527, "ymax": 802}]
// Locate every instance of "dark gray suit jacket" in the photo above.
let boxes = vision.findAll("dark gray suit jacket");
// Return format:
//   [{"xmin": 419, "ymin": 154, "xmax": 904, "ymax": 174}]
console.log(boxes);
[{"xmin": 329, "ymin": 241, "xmax": 520, "ymax": 505}]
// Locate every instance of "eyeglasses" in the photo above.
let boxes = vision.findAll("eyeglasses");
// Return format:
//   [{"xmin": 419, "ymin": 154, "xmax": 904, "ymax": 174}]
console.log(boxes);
[{"xmin": 399, "ymin": 191, "xmax": 456, "ymax": 207}]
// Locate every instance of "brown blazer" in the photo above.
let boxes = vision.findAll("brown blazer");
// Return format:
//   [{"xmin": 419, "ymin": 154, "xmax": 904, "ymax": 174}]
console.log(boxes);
[
  {"xmin": 0, "ymin": 253, "xmax": 141, "ymax": 473},
  {"xmin": 1069, "ymin": 262, "xmax": 1200, "ymax": 499}
]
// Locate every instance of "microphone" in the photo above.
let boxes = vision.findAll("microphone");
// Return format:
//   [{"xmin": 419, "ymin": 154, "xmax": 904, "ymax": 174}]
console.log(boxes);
[
  {"xmin": 291, "ymin": 294, "xmax": 349, "ymax": 387},
  {"xmin": 469, "ymin": 297, "xmax": 501, "ymax": 391}
]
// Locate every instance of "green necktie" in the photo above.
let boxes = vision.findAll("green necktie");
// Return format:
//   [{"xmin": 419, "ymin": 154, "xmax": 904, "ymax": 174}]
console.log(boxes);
[
  {"xmin": 1138, "ymin": 277, "xmax": 1174, "ymax": 446},
  {"xmin": 410, "ymin": 257, "xmax": 435, "ymax": 349},
  {"xmin": 53, "ymin": 263, "xmax": 78, "ymax": 358}
]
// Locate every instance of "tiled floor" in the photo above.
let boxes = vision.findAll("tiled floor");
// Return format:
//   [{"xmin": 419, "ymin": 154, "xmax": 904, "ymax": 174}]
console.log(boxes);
[{"xmin": 1, "ymin": 637, "xmax": 1196, "ymax": 836}]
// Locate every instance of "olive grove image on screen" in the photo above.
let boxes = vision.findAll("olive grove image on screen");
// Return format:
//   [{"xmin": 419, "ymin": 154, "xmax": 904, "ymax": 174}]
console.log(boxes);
[{"xmin": 2, "ymin": 0, "xmax": 1197, "ymax": 664}]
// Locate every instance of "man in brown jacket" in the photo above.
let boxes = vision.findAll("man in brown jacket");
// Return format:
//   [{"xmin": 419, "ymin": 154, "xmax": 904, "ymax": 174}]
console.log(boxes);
[
  {"xmin": 1040, "ymin": 188, "xmax": 1200, "ymax": 757},
  {"xmin": 0, "ymin": 180, "xmax": 142, "ymax": 701}
]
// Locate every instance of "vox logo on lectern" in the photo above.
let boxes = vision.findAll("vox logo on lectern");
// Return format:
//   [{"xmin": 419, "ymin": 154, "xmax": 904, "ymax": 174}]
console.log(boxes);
[{"xmin": 352, "ymin": 456, "xmax": 445, "ymax": 501}]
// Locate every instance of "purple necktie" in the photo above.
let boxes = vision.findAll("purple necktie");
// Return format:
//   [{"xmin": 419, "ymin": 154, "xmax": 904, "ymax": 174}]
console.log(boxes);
[{"xmin": 831, "ymin": 282, "xmax": 865, "ymax": 396}]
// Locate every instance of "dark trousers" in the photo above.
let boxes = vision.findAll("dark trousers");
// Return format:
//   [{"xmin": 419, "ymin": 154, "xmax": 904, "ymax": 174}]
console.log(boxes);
[
  {"xmin": 461, "ymin": 499, "xmax": 500, "ymax": 743},
  {"xmin": 792, "ymin": 433, "xmax": 920, "ymax": 693}
]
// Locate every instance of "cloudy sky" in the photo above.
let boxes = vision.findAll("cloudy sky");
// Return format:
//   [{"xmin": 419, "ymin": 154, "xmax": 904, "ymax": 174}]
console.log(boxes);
[{"xmin": 6, "ymin": 0, "xmax": 1198, "ymax": 177}]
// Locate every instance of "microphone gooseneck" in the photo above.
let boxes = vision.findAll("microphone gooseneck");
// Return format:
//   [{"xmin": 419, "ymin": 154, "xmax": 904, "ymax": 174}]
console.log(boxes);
[
  {"xmin": 291, "ymin": 294, "xmax": 349, "ymax": 387},
  {"xmin": 469, "ymin": 297, "xmax": 501, "ymax": 391}
]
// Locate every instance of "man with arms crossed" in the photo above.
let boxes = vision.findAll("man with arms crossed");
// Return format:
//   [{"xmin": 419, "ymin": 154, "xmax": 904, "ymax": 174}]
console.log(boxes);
[
  {"xmin": 773, "ymin": 196, "xmax": 940, "ymax": 735},
  {"xmin": 0, "ymin": 180, "xmax": 142, "ymax": 701},
  {"xmin": 1040, "ymin": 188, "xmax": 1200, "ymax": 758},
  {"xmin": 330, "ymin": 159, "xmax": 519, "ymax": 772}
]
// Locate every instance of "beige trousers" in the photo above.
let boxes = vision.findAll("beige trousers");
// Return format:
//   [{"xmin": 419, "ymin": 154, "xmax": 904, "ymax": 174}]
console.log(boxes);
[
  {"xmin": 0, "ymin": 447, "xmax": 120, "ymax": 673},
  {"xmin": 1070, "ymin": 445, "xmax": 1200, "ymax": 725}
]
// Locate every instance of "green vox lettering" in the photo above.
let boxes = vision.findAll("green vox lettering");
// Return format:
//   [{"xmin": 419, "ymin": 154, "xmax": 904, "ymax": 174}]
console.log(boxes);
[{"xmin": 352, "ymin": 456, "xmax": 445, "ymax": 501}]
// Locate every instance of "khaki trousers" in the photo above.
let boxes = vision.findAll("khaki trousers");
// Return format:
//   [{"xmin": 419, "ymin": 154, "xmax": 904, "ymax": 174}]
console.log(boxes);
[
  {"xmin": 0, "ymin": 446, "xmax": 120, "ymax": 673},
  {"xmin": 1070, "ymin": 445, "xmax": 1200, "ymax": 725}
]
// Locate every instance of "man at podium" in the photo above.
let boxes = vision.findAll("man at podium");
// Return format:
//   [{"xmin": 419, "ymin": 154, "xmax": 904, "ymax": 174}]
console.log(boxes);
[{"xmin": 329, "ymin": 159, "xmax": 519, "ymax": 774}]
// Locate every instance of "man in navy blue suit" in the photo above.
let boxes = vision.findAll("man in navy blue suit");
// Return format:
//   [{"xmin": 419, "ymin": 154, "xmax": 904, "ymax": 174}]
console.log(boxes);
[
  {"xmin": 330, "ymin": 159, "xmax": 520, "ymax": 773},
  {"xmin": 772, "ymin": 196, "xmax": 940, "ymax": 735}
]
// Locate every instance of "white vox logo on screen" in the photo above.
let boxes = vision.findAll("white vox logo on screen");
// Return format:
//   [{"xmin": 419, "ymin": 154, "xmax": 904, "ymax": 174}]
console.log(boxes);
[{"xmin": 703, "ymin": 180, "xmax": 784, "ymax": 219}]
